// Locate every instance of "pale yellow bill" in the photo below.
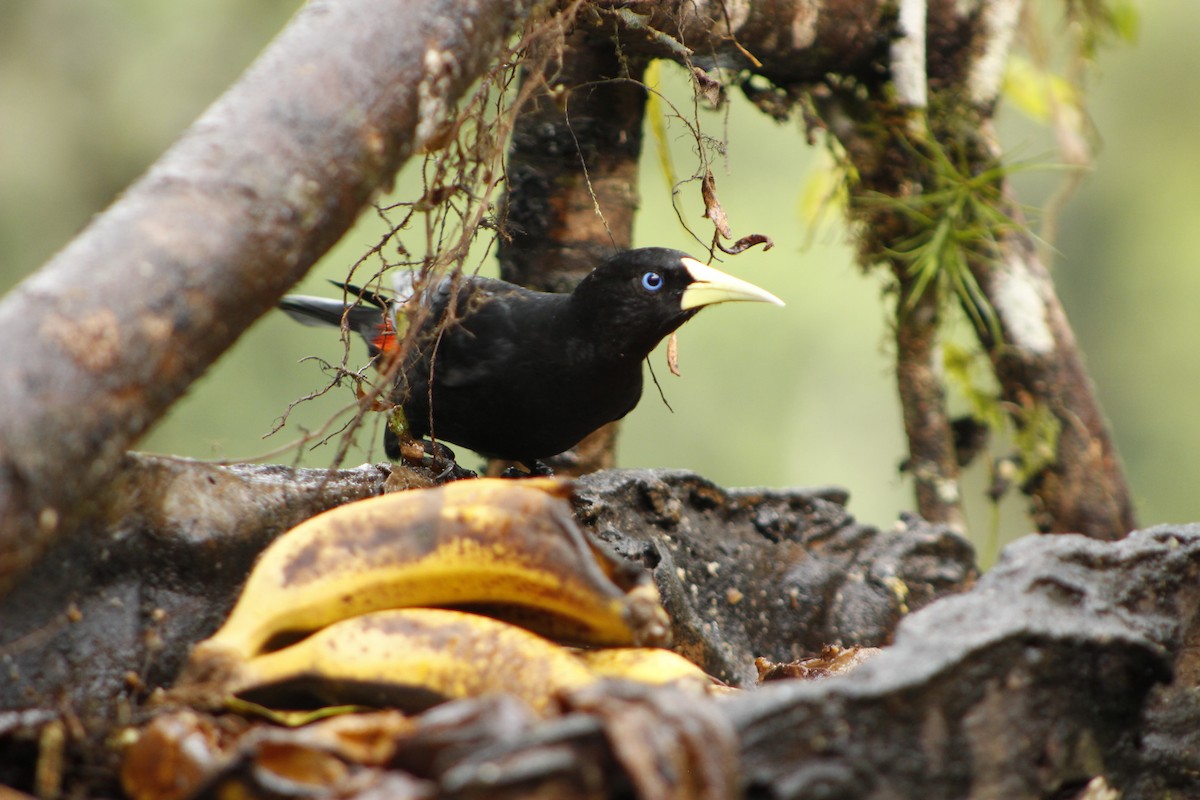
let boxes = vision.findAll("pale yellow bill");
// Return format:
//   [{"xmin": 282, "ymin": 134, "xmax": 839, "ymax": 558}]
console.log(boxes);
[{"xmin": 679, "ymin": 257, "xmax": 785, "ymax": 310}]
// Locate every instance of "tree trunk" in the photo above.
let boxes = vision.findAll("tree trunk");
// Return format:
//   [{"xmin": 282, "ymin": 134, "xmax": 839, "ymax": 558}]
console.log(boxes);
[{"xmin": 492, "ymin": 23, "xmax": 649, "ymax": 476}]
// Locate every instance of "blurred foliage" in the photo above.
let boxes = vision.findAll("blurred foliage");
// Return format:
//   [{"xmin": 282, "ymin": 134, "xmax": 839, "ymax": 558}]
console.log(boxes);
[{"xmin": 1, "ymin": 0, "xmax": 1196, "ymax": 560}]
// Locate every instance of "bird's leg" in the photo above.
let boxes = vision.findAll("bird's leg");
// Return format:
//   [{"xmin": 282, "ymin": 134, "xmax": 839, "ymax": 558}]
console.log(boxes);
[
  {"xmin": 424, "ymin": 440, "xmax": 477, "ymax": 482},
  {"xmin": 386, "ymin": 427, "xmax": 476, "ymax": 481}
]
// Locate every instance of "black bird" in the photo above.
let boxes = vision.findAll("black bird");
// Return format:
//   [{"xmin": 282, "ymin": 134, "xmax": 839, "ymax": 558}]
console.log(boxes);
[{"xmin": 280, "ymin": 247, "xmax": 783, "ymax": 472}]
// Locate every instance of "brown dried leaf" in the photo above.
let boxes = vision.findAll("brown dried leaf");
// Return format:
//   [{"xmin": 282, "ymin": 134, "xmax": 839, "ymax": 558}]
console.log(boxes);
[
  {"xmin": 691, "ymin": 67, "xmax": 723, "ymax": 108},
  {"xmin": 120, "ymin": 711, "xmax": 242, "ymax": 800},
  {"xmin": 754, "ymin": 645, "xmax": 883, "ymax": 684},
  {"xmin": 253, "ymin": 739, "xmax": 352, "ymax": 792},
  {"xmin": 701, "ymin": 170, "xmax": 733, "ymax": 240},
  {"xmin": 566, "ymin": 682, "xmax": 737, "ymax": 800},
  {"xmin": 666, "ymin": 332, "xmax": 680, "ymax": 377},
  {"xmin": 287, "ymin": 711, "xmax": 414, "ymax": 766},
  {"xmin": 715, "ymin": 233, "xmax": 774, "ymax": 255},
  {"xmin": 702, "ymin": 171, "xmax": 775, "ymax": 253},
  {"xmin": 413, "ymin": 183, "xmax": 463, "ymax": 212}
]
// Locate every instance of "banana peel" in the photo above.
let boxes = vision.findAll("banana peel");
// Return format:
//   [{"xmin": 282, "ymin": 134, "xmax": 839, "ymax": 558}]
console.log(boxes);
[
  {"xmin": 576, "ymin": 647, "xmax": 720, "ymax": 692},
  {"xmin": 177, "ymin": 478, "xmax": 670, "ymax": 698},
  {"xmin": 218, "ymin": 609, "xmax": 720, "ymax": 717},
  {"xmin": 228, "ymin": 608, "xmax": 598, "ymax": 716}
]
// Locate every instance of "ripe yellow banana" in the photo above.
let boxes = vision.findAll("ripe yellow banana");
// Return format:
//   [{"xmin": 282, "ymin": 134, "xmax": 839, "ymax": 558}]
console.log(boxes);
[
  {"xmin": 575, "ymin": 647, "xmax": 717, "ymax": 691},
  {"xmin": 229, "ymin": 608, "xmax": 598, "ymax": 716},
  {"xmin": 185, "ymin": 478, "xmax": 668, "ymax": 687}
]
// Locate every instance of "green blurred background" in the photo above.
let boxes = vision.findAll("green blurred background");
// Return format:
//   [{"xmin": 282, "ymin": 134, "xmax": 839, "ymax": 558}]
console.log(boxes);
[{"xmin": 1, "ymin": 1, "xmax": 1195, "ymax": 558}]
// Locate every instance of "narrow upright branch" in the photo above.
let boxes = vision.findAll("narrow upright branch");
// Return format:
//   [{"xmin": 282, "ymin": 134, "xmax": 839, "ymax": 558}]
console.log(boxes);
[
  {"xmin": 895, "ymin": 286, "xmax": 968, "ymax": 531},
  {"xmin": 967, "ymin": 0, "xmax": 1023, "ymax": 108},
  {"xmin": 499, "ymin": 28, "xmax": 648, "ymax": 288},
  {"xmin": 494, "ymin": 24, "xmax": 649, "ymax": 475},
  {"xmin": 890, "ymin": 0, "xmax": 928, "ymax": 111}
]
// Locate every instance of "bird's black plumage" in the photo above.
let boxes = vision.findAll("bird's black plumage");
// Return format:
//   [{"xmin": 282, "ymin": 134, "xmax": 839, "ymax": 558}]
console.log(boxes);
[{"xmin": 280, "ymin": 247, "xmax": 782, "ymax": 469}]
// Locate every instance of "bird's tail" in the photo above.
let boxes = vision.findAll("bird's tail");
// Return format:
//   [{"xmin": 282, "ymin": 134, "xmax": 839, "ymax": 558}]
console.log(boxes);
[{"xmin": 279, "ymin": 282, "xmax": 398, "ymax": 358}]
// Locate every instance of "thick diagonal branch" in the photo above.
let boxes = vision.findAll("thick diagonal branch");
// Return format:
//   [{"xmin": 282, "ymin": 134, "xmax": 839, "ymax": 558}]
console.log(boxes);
[{"xmin": 0, "ymin": 0, "xmax": 540, "ymax": 593}]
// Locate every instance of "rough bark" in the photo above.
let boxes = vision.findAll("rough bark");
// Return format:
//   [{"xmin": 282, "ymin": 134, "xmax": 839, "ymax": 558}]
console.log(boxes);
[
  {"xmin": 0, "ymin": 455, "xmax": 426, "ymax": 717},
  {"xmin": 574, "ymin": 470, "xmax": 975, "ymax": 684},
  {"xmin": 0, "ymin": 0, "xmax": 541, "ymax": 594},
  {"xmin": 895, "ymin": 282, "xmax": 967, "ymax": 531},
  {"xmin": 619, "ymin": 0, "xmax": 894, "ymax": 83},
  {"xmin": 36, "ymin": 466, "xmax": 1193, "ymax": 799},
  {"xmin": 969, "ymin": 172, "xmax": 1136, "ymax": 538},
  {"xmin": 491, "ymin": 23, "xmax": 650, "ymax": 476},
  {"xmin": 0, "ymin": 460, "xmax": 977, "ymax": 796},
  {"xmin": 801, "ymin": 0, "xmax": 1135, "ymax": 539},
  {"xmin": 2, "ymin": 459, "xmax": 1196, "ymax": 797},
  {"xmin": 0, "ymin": 462, "xmax": 970, "ymax": 711},
  {"xmin": 385, "ymin": 526, "xmax": 1200, "ymax": 799},
  {"xmin": 498, "ymin": 25, "xmax": 648, "ymax": 289}
]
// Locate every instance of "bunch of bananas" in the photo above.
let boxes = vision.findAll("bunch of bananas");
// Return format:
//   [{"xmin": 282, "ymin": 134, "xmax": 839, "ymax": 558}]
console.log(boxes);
[{"xmin": 176, "ymin": 478, "xmax": 712, "ymax": 715}]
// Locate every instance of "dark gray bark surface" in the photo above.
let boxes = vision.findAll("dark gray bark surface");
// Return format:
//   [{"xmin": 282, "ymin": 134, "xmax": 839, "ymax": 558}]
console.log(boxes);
[
  {"xmin": 438, "ymin": 524, "xmax": 1198, "ymax": 799},
  {"xmin": 0, "ymin": 455, "xmax": 394, "ymax": 714},
  {"xmin": 3, "ymin": 461, "xmax": 1195, "ymax": 798},
  {"xmin": 0, "ymin": 461, "xmax": 967, "ymax": 711},
  {"xmin": 572, "ymin": 469, "xmax": 975, "ymax": 685}
]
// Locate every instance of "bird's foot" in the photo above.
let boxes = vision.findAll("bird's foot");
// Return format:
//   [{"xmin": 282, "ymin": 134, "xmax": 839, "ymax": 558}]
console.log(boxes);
[
  {"xmin": 499, "ymin": 460, "xmax": 554, "ymax": 479},
  {"xmin": 425, "ymin": 441, "xmax": 477, "ymax": 482},
  {"xmin": 395, "ymin": 437, "xmax": 476, "ymax": 482}
]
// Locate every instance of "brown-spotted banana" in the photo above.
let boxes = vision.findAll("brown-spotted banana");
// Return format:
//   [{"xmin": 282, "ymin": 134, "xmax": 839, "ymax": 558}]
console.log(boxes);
[
  {"xmin": 228, "ymin": 608, "xmax": 598, "ymax": 716},
  {"xmin": 183, "ymin": 478, "xmax": 668, "ymax": 687},
  {"xmin": 576, "ymin": 647, "xmax": 718, "ymax": 692}
]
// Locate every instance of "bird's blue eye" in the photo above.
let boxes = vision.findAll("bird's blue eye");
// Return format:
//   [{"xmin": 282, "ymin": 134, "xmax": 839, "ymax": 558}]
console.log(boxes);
[{"xmin": 641, "ymin": 271, "xmax": 664, "ymax": 292}]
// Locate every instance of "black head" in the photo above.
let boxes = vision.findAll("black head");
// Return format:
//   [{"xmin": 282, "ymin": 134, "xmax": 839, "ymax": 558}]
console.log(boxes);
[{"xmin": 571, "ymin": 247, "xmax": 783, "ymax": 359}]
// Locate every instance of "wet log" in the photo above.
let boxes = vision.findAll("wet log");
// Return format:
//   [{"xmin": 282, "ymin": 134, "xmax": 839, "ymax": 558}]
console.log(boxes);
[
  {"xmin": 437, "ymin": 525, "xmax": 1199, "ymax": 799},
  {"xmin": 0, "ymin": 461, "xmax": 964, "ymax": 712},
  {"xmin": 3, "ymin": 460, "xmax": 1195, "ymax": 798},
  {"xmin": 571, "ymin": 469, "xmax": 975, "ymax": 685}
]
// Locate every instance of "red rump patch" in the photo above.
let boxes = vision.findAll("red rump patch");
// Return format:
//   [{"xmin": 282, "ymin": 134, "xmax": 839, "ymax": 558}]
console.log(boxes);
[{"xmin": 372, "ymin": 319, "xmax": 398, "ymax": 357}]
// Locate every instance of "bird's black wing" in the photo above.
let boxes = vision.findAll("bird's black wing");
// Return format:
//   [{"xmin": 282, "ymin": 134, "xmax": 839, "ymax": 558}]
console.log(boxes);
[{"xmin": 421, "ymin": 277, "xmax": 554, "ymax": 390}]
